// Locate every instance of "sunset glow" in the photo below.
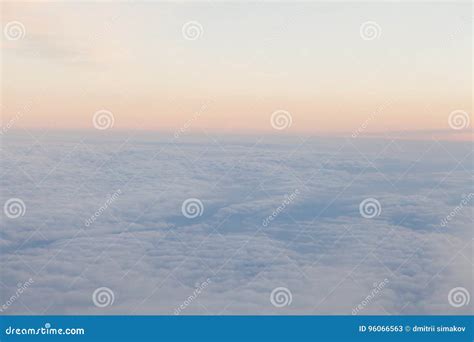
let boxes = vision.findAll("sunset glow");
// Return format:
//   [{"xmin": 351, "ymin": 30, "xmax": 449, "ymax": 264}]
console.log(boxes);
[{"xmin": 1, "ymin": 2, "xmax": 472, "ymax": 139}]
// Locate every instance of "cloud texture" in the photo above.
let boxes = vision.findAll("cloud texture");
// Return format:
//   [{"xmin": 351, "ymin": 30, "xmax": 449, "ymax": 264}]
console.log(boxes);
[{"xmin": 0, "ymin": 132, "xmax": 472, "ymax": 314}]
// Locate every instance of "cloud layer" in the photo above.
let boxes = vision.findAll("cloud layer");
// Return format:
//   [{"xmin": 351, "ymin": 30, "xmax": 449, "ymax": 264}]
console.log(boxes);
[{"xmin": 0, "ymin": 132, "xmax": 472, "ymax": 314}]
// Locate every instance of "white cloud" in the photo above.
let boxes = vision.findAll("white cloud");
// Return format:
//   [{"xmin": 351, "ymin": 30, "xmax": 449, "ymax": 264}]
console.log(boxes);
[{"xmin": 0, "ymin": 133, "xmax": 472, "ymax": 314}]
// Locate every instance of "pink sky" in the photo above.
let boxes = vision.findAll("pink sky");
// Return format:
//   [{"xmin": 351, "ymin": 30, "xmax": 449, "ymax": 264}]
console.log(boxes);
[{"xmin": 1, "ymin": 2, "xmax": 472, "ymax": 140}]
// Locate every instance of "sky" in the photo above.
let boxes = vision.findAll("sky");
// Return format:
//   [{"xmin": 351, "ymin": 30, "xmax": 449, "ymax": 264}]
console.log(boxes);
[
  {"xmin": 1, "ymin": 1, "xmax": 472, "ymax": 139},
  {"xmin": 0, "ymin": 2, "xmax": 472, "ymax": 315}
]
